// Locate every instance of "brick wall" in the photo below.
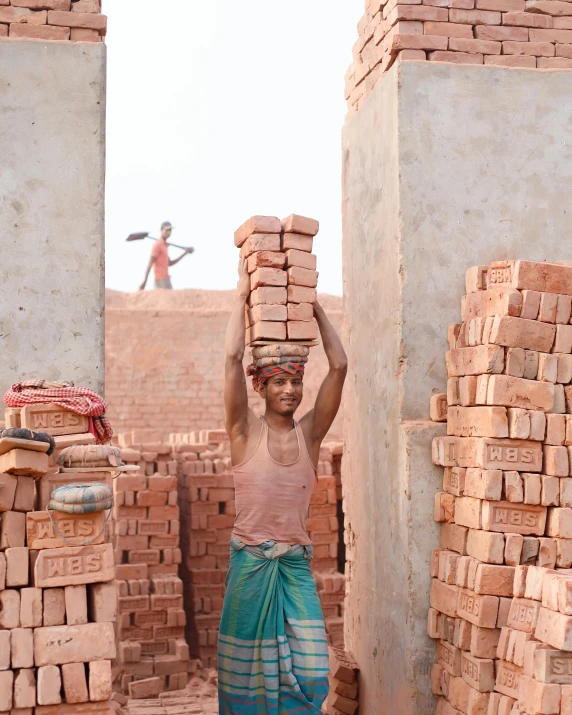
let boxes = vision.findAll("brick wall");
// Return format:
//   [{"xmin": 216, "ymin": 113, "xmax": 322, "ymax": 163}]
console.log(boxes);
[
  {"xmin": 0, "ymin": 0, "xmax": 106, "ymax": 42},
  {"xmin": 105, "ymin": 289, "xmax": 343, "ymax": 439},
  {"xmin": 347, "ymin": 0, "xmax": 572, "ymax": 116}
]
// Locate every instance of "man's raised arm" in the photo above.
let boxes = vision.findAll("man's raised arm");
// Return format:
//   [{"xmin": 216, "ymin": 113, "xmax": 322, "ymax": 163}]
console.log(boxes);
[
  {"xmin": 224, "ymin": 258, "xmax": 251, "ymax": 438},
  {"xmin": 302, "ymin": 302, "xmax": 348, "ymax": 446}
]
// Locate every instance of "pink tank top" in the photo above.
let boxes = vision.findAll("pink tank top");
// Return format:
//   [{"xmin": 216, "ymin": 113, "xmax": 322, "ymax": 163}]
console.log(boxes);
[{"xmin": 231, "ymin": 419, "xmax": 317, "ymax": 546}]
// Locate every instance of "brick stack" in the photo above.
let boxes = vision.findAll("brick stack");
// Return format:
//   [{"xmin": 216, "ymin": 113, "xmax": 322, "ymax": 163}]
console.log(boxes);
[
  {"xmin": 0, "ymin": 406, "xmax": 118, "ymax": 713},
  {"xmin": 112, "ymin": 443, "xmax": 191, "ymax": 698},
  {"xmin": 346, "ymin": 0, "xmax": 572, "ymax": 117},
  {"xmin": 176, "ymin": 430, "xmax": 235, "ymax": 668},
  {"xmin": 0, "ymin": 0, "xmax": 106, "ymax": 42},
  {"xmin": 234, "ymin": 214, "xmax": 319, "ymax": 344},
  {"xmin": 322, "ymin": 647, "xmax": 359, "ymax": 715},
  {"xmin": 429, "ymin": 259, "xmax": 572, "ymax": 714},
  {"xmin": 315, "ymin": 572, "xmax": 346, "ymax": 648}
]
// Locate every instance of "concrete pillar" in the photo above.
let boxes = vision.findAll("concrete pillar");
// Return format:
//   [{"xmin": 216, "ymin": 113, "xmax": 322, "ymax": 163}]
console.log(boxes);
[
  {"xmin": 341, "ymin": 60, "xmax": 572, "ymax": 714},
  {"xmin": 0, "ymin": 41, "xmax": 106, "ymax": 396}
]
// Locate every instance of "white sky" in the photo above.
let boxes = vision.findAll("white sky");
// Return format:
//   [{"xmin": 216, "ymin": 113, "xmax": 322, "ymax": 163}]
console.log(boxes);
[{"xmin": 104, "ymin": 0, "xmax": 363, "ymax": 296}]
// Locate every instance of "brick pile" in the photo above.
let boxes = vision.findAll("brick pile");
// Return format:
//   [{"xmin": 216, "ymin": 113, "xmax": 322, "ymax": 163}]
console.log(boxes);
[
  {"xmin": 322, "ymin": 648, "xmax": 359, "ymax": 715},
  {"xmin": 429, "ymin": 259, "xmax": 572, "ymax": 714},
  {"xmin": 234, "ymin": 214, "xmax": 320, "ymax": 344},
  {"xmin": 112, "ymin": 441, "xmax": 191, "ymax": 699},
  {"xmin": 0, "ymin": 403, "xmax": 118, "ymax": 713},
  {"xmin": 124, "ymin": 664, "xmax": 219, "ymax": 715},
  {"xmin": 346, "ymin": 0, "xmax": 572, "ymax": 116},
  {"xmin": 0, "ymin": 0, "xmax": 106, "ymax": 43}
]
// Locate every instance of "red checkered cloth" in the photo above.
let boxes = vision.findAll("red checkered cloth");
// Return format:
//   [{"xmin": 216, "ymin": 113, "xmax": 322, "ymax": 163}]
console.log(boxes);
[
  {"xmin": 4, "ymin": 380, "xmax": 113, "ymax": 444},
  {"xmin": 246, "ymin": 362, "xmax": 305, "ymax": 391}
]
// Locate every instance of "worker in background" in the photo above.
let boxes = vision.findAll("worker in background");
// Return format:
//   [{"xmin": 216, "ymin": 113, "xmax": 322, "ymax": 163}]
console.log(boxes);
[{"xmin": 139, "ymin": 222, "xmax": 194, "ymax": 290}]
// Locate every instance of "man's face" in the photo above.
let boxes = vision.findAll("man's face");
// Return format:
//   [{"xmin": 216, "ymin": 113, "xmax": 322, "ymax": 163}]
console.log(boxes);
[
  {"xmin": 161, "ymin": 226, "xmax": 172, "ymax": 240},
  {"xmin": 260, "ymin": 374, "xmax": 303, "ymax": 416}
]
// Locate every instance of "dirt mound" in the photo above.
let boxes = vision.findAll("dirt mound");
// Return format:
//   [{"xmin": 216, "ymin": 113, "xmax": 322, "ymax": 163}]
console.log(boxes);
[{"xmin": 105, "ymin": 288, "xmax": 342, "ymax": 313}]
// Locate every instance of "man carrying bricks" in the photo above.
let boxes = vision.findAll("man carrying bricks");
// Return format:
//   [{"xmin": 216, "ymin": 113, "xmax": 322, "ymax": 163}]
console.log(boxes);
[
  {"xmin": 219, "ymin": 258, "xmax": 347, "ymax": 714},
  {"xmin": 139, "ymin": 221, "xmax": 194, "ymax": 291}
]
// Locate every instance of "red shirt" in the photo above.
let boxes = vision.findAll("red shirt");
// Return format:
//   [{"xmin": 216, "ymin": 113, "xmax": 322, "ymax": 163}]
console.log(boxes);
[{"xmin": 151, "ymin": 240, "xmax": 169, "ymax": 280}]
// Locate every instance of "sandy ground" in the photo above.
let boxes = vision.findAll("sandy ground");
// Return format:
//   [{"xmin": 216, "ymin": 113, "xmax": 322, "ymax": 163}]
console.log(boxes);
[{"xmin": 106, "ymin": 287, "xmax": 342, "ymax": 314}]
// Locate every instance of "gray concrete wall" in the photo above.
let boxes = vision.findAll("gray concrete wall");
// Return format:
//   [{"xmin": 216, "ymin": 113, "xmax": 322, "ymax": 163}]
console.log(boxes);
[
  {"xmin": 0, "ymin": 41, "xmax": 106, "ymax": 397},
  {"xmin": 342, "ymin": 61, "xmax": 572, "ymax": 714}
]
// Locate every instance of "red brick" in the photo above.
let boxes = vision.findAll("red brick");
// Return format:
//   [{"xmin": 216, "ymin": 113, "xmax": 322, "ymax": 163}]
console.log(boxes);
[
  {"xmin": 476, "ymin": 24, "xmax": 529, "ymax": 40},
  {"xmin": 247, "ymin": 251, "xmax": 286, "ymax": 273},
  {"xmin": 13, "ymin": 667, "xmax": 36, "ymax": 708},
  {"xmin": 281, "ymin": 214, "xmax": 319, "ymax": 236},
  {"xmin": 503, "ymin": 10, "xmax": 553, "ymax": 27},
  {"xmin": 70, "ymin": 27, "xmax": 100, "ymax": 41},
  {"xmin": 34, "ymin": 543, "xmax": 115, "ymax": 588},
  {"xmin": 287, "ymin": 320, "xmax": 319, "ymax": 341},
  {"xmin": 284, "ymin": 249, "xmax": 317, "ymax": 271},
  {"xmin": 448, "ymin": 406, "xmax": 508, "ymax": 438},
  {"xmin": 34, "ymin": 622, "xmax": 116, "ymax": 666},
  {"xmin": 503, "ymin": 40, "xmax": 555, "ymax": 55},
  {"xmin": 61, "ymin": 661, "xmax": 89, "ymax": 703},
  {"xmin": 461, "ymin": 651, "xmax": 496, "ymax": 692},
  {"xmin": 287, "ymin": 302, "xmax": 314, "ymax": 322},
  {"xmin": 424, "ymin": 21, "xmax": 473, "ymax": 36},
  {"xmin": 391, "ymin": 32, "xmax": 449, "ymax": 51},
  {"xmin": 430, "ymin": 578, "xmax": 459, "ymax": 617},
  {"xmin": 37, "ymin": 664, "xmax": 62, "ymax": 706},
  {"xmin": 495, "ymin": 659, "xmax": 523, "ymax": 698},
  {"xmin": 250, "ymin": 267, "xmax": 287, "ymax": 290},
  {"xmin": 450, "ymin": 7, "xmax": 501, "ymax": 22},
  {"xmin": 89, "ymin": 660, "xmax": 112, "ymax": 701},
  {"xmin": 446, "ymin": 345, "xmax": 505, "ymax": 377},
  {"xmin": 485, "ymin": 53, "xmax": 533, "ymax": 70},
  {"xmin": 449, "ymin": 36, "xmax": 502, "ymax": 53},
  {"xmin": 234, "ymin": 216, "xmax": 281, "ymax": 248},
  {"xmin": 240, "ymin": 233, "xmax": 280, "ymax": 258},
  {"xmin": 538, "ymin": 57, "xmax": 572, "ymax": 68},
  {"xmin": 466, "ymin": 528, "xmax": 504, "ymax": 564},
  {"xmin": 6, "ymin": 546, "xmax": 29, "ymax": 587},
  {"xmin": 287, "ymin": 266, "xmax": 318, "ymax": 288},
  {"xmin": 287, "ymin": 284, "xmax": 317, "ymax": 304},
  {"xmin": 535, "ymin": 608, "xmax": 572, "ymax": 650},
  {"xmin": 281, "ymin": 233, "xmax": 313, "ymax": 252},
  {"xmin": 11, "ymin": 0, "xmax": 70, "ymax": 8}
]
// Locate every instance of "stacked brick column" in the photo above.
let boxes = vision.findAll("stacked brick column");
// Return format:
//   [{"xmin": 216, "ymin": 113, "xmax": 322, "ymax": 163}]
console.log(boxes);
[
  {"xmin": 428, "ymin": 259, "xmax": 572, "ymax": 714},
  {"xmin": 323, "ymin": 648, "xmax": 360, "ymax": 715},
  {"xmin": 0, "ymin": 404, "xmax": 118, "ymax": 713},
  {"xmin": 176, "ymin": 430, "xmax": 234, "ymax": 668},
  {"xmin": 346, "ymin": 0, "xmax": 572, "ymax": 116},
  {"xmin": 235, "ymin": 214, "xmax": 320, "ymax": 343},
  {"xmin": 113, "ymin": 443, "xmax": 190, "ymax": 699},
  {"xmin": 0, "ymin": 0, "xmax": 106, "ymax": 42}
]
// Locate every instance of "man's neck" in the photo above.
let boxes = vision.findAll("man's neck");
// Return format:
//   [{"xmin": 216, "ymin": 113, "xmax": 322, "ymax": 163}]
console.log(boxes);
[{"xmin": 263, "ymin": 411, "xmax": 295, "ymax": 433}]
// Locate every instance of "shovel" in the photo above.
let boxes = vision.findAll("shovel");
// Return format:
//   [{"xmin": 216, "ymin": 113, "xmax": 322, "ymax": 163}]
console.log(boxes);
[{"xmin": 126, "ymin": 232, "xmax": 193, "ymax": 252}]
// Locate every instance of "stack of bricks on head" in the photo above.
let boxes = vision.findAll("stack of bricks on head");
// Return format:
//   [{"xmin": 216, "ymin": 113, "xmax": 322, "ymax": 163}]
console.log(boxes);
[
  {"xmin": 347, "ymin": 0, "xmax": 572, "ymax": 116},
  {"xmin": 0, "ymin": 0, "xmax": 106, "ymax": 43},
  {"xmin": 116, "ymin": 428, "xmax": 346, "ymax": 670},
  {"xmin": 0, "ymin": 401, "xmax": 120, "ymax": 714},
  {"xmin": 430, "ymin": 260, "xmax": 572, "ymax": 715},
  {"xmin": 234, "ymin": 214, "xmax": 319, "ymax": 343}
]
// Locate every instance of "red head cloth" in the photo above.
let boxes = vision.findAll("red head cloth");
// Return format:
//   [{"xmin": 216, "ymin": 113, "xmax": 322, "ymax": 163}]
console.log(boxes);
[{"xmin": 246, "ymin": 362, "xmax": 305, "ymax": 391}]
